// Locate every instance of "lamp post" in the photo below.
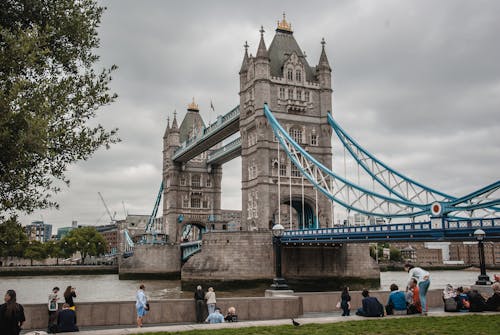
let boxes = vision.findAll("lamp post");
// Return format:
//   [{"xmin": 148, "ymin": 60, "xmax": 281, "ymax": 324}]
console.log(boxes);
[
  {"xmin": 474, "ymin": 229, "xmax": 491, "ymax": 285},
  {"xmin": 271, "ymin": 223, "xmax": 288, "ymax": 290}
]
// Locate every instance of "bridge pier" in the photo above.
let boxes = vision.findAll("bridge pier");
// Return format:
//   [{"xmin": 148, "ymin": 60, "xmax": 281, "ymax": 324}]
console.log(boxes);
[
  {"xmin": 118, "ymin": 243, "xmax": 180, "ymax": 280},
  {"xmin": 180, "ymin": 231, "xmax": 379, "ymax": 291}
]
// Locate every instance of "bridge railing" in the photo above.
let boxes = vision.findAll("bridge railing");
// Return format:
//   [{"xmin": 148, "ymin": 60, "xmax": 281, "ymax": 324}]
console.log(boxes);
[
  {"xmin": 180, "ymin": 240, "xmax": 202, "ymax": 261},
  {"xmin": 207, "ymin": 137, "xmax": 242, "ymax": 163},
  {"xmin": 173, "ymin": 105, "xmax": 240, "ymax": 159},
  {"xmin": 444, "ymin": 217, "xmax": 500, "ymax": 229}
]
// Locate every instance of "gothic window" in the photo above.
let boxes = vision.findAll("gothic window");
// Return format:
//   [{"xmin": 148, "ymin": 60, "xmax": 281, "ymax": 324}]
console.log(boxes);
[
  {"xmin": 290, "ymin": 127, "xmax": 302, "ymax": 143},
  {"xmin": 287, "ymin": 69, "xmax": 293, "ymax": 81},
  {"xmin": 291, "ymin": 164, "xmax": 301, "ymax": 177},
  {"xmin": 206, "ymin": 178, "xmax": 212, "ymax": 187},
  {"xmin": 288, "ymin": 88, "xmax": 293, "ymax": 100},
  {"xmin": 182, "ymin": 197, "xmax": 189, "ymax": 208},
  {"xmin": 305, "ymin": 91, "xmax": 310, "ymax": 102},
  {"xmin": 191, "ymin": 175, "xmax": 201, "ymax": 187},
  {"xmin": 279, "ymin": 87, "xmax": 285, "ymax": 99},
  {"xmin": 280, "ymin": 163, "xmax": 287, "ymax": 176},
  {"xmin": 203, "ymin": 200, "xmax": 209, "ymax": 208},
  {"xmin": 180, "ymin": 176, "xmax": 186, "ymax": 186},
  {"xmin": 296, "ymin": 70, "xmax": 302, "ymax": 82},
  {"xmin": 247, "ymin": 129, "xmax": 257, "ymax": 146},
  {"xmin": 191, "ymin": 197, "xmax": 201, "ymax": 208},
  {"xmin": 249, "ymin": 162, "xmax": 258, "ymax": 179},
  {"xmin": 311, "ymin": 133, "xmax": 318, "ymax": 146},
  {"xmin": 296, "ymin": 89, "xmax": 302, "ymax": 101}
]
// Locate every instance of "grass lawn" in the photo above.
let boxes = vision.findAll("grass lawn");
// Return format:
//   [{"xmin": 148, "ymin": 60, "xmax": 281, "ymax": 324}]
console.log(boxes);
[{"xmin": 137, "ymin": 315, "xmax": 500, "ymax": 335}]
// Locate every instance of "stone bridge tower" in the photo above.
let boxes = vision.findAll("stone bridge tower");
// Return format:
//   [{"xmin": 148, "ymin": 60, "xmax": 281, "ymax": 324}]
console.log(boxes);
[
  {"xmin": 162, "ymin": 100, "xmax": 222, "ymax": 242},
  {"xmin": 239, "ymin": 15, "xmax": 333, "ymax": 231}
]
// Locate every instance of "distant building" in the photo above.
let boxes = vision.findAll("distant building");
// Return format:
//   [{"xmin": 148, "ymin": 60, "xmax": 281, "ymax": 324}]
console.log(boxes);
[
  {"xmin": 24, "ymin": 221, "xmax": 52, "ymax": 242},
  {"xmin": 56, "ymin": 227, "xmax": 73, "ymax": 240},
  {"xmin": 95, "ymin": 224, "xmax": 119, "ymax": 253}
]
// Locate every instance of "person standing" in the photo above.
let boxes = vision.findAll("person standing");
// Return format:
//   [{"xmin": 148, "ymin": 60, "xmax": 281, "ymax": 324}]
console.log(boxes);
[
  {"xmin": 135, "ymin": 285, "xmax": 148, "ymax": 328},
  {"xmin": 64, "ymin": 286, "xmax": 77, "ymax": 311},
  {"xmin": 205, "ymin": 287, "xmax": 216, "ymax": 316},
  {"xmin": 404, "ymin": 263, "xmax": 430, "ymax": 314},
  {"xmin": 194, "ymin": 285, "xmax": 205, "ymax": 323},
  {"xmin": 48, "ymin": 286, "xmax": 60, "ymax": 333},
  {"xmin": 340, "ymin": 286, "xmax": 351, "ymax": 316},
  {"xmin": 0, "ymin": 289, "xmax": 26, "ymax": 335}
]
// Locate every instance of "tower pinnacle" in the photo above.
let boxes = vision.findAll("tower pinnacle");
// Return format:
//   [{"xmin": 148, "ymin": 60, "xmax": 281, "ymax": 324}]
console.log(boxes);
[
  {"xmin": 276, "ymin": 12, "xmax": 292, "ymax": 32},
  {"xmin": 256, "ymin": 26, "xmax": 268, "ymax": 59}
]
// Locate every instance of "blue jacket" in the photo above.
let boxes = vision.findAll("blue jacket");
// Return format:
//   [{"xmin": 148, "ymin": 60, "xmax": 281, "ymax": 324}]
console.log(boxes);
[{"xmin": 388, "ymin": 291, "xmax": 407, "ymax": 311}]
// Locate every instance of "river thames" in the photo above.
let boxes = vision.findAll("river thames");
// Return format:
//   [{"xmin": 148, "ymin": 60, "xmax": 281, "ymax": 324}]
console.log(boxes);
[{"xmin": 0, "ymin": 270, "xmax": 489, "ymax": 304}]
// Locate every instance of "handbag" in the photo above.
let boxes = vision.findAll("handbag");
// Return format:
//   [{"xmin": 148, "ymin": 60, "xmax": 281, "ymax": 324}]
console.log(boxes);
[
  {"xmin": 145, "ymin": 303, "xmax": 150, "ymax": 311},
  {"xmin": 336, "ymin": 301, "xmax": 341, "ymax": 309}
]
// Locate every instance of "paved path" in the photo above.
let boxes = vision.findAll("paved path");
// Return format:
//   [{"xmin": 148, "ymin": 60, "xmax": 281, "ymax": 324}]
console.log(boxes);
[{"xmin": 25, "ymin": 310, "xmax": 497, "ymax": 335}]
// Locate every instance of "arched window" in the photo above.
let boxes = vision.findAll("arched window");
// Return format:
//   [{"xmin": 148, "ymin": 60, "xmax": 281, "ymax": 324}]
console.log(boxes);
[
  {"xmin": 290, "ymin": 127, "xmax": 302, "ymax": 143},
  {"xmin": 291, "ymin": 164, "xmax": 301, "ymax": 177},
  {"xmin": 288, "ymin": 88, "xmax": 293, "ymax": 100},
  {"xmin": 296, "ymin": 89, "xmax": 302, "ymax": 100},
  {"xmin": 191, "ymin": 197, "xmax": 201, "ymax": 208},
  {"xmin": 296, "ymin": 70, "xmax": 302, "ymax": 82},
  {"xmin": 287, "ymin": 69, "xmax": 293, "ymax": 81},
  {"xmin": 279, "ymin": 87, "xmax": 285, "ymax": 99}
]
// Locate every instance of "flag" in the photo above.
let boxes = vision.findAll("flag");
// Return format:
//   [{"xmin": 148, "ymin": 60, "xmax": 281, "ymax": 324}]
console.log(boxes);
[{"xmin": 210, "ymin": 100, "xmax": 215, "ymax": 112}]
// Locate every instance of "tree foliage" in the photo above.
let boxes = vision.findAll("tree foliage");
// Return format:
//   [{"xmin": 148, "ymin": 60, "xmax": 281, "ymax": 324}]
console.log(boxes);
[
  {"xmin": 61, "ymin": 226, "xmax": 106, "ymax": 262},
  {"xmin": 0, "ymin": 216, "xmax": 28, "ymax": 257},
  {"xmin": 0, "ymin": 0, "xmax": 118, "ymax": 219},
  {"xmin": 24, "ymin": 239, "xmax": 46, "ymax": 265}
]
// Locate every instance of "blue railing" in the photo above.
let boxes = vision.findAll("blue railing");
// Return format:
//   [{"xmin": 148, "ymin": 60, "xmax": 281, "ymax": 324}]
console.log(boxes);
[
  {"xmin": 180, "ymin": 240, "xmax": 202, "ymax": 262},
  {"xmin": 281, "ymin": 218, "xmax": 500, "ymax": 244},
  {"xmin": 173, "ymin": 105, "xmax": 240, "ymax": 160}
]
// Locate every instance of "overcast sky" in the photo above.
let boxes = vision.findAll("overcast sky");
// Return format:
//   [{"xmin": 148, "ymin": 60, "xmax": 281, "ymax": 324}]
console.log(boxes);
[{"xmin": 20, "ymin": 0, "xmax": 500, "ymax": 230}]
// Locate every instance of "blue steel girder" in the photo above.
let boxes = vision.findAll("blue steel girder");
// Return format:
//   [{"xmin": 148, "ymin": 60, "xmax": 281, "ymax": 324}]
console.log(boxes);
[
  {"xmin": 264, "ymin": 104, "xmax": 428, "ymax": 219},
  {"xmin": 145, "ymin": 181, "xmax": 164, "ymax": 233},
  {"xmin": 173, "ymin": 105, "xmax": 240, "ymax": 163},
  {"xmin": 327, "ymin": 112, "xmax": 500, "ymax": 217}
]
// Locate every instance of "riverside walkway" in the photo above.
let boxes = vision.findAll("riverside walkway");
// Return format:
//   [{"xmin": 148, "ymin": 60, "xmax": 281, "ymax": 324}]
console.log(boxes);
[{"xmin": 42, "ymin": 309, "xmax": 497, "ymax": 335}]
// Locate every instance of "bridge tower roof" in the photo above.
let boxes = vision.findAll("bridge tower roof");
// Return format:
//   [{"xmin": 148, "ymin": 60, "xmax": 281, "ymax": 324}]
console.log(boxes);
[
  {"xmin": 268, "ymin": 14, "xmax": 316, "ymax": 82},
  {"xmin": 179, "ymin": 97, "xmax": 206, "ymax": 143}
]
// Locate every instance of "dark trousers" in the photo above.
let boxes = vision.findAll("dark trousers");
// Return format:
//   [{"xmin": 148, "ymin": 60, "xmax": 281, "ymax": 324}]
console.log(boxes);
[
  {"xmin": 341, "ymin": 301, "xmax": 350, "ymax": 316},
  {"xmin": 195, "ymin": 300, "xmax": 205, "ymax": 323}
]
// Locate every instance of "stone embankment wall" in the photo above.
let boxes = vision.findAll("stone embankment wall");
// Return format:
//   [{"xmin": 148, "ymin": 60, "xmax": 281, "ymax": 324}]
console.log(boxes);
[
  {"xmin": 22, "ymin": 289, "xmax": 450, "ymax": 330},
  {"xmin": 118, "ymin": 244, "xmax": 180, "ymax": 279},
  {"xmin": 0, "ymin": 265, "xmax": 117, "ymax": 276}
]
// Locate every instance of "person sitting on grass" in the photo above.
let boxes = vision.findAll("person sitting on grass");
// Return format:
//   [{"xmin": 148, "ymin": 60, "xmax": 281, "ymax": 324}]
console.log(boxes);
[
  {"xmin": 205, "ymin": 307, "xmax": 224, "ymax": 324},
  {"xmin": 224, "ymin": 306, "xmax": 238, "ymax": 322},
  {"xmin": 385, "ymin": 284, "xmax": 407, "ymax": 315},
  {"xmin": 485, "ymin": 282, "xmax": 500, "ymax": 311},
  {"xmin": 356, "ymin": 289, "xmax": 384, "ymax": 317},
  {"xmin": 407, "ymin": 279, "xmax": 422, "ymax": 314},
  {"xmin": 57, "ymin": 303, "xmax": 79, "ymax": 332}
]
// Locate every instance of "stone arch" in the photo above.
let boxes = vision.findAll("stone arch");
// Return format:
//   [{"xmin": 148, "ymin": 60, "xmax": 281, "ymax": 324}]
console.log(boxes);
[
  {"xmin": 181, "ymin": 222, "xmax": 206, "ymax": 242},
  {"xmin": 272, "ymin": 196, "xmax": 318, "ymax": 230}
]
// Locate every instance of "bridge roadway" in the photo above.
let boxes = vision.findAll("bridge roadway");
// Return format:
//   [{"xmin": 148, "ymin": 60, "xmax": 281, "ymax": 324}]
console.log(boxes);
[
  {"xmin": 281, "ymin": 218, "xmax": 500, "ymax": 245},
  {"xmin": 173, "ymin": 105, "xmax": 240, "ymax": 163}
]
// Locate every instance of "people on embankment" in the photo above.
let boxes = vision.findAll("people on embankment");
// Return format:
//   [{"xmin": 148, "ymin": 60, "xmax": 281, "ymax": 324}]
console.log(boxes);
[
  {"xmin": 485, "ymin": 282, "xmax": 500, "ymax": 311},
  {"xmin": 404, "ymin": 263, "xmax": 430, "ymax": 315},
  {"xmin": 205, "ymin": 287, "xmax": 217, "ymax": 316},
  {"xmin": 205, "ymin": 307, "xmax": 224, "ymax": 324},
  {"xmin": 355, "ymin": 289, "xmax": 384, "ymax": 317},
  {"xmin": 0, "ymin": 289, "xmax": 25, "ymax": 335},
  {"xmin": 47, "ymin": 286, "xmax": 60, "ymax": 333},
  {"xmin": 340, "ymin": 286, "xmax": 351, "ymax": 316},
  {"xmin": 57, "ymin": 303, "xmax": 79, "ymax": 332},
  {"xmin": 385, "ymin": 284, "xmax": 407, "ymax": 315},
  {"xmin": 135, "ymin": 284, "xmax": 148, "ymax": 328},
  {"xmin": 64, "ymin": 286, "xmax": 77, "ymax": 310},
  {"xmin": 194, "ymin": 285, "xmax": 206, "ymax": 323}
]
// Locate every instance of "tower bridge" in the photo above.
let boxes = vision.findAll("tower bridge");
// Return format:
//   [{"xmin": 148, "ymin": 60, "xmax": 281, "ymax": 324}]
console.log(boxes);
[{"xmin": 119, "ymin": 15, "xmax": 499, "ymax": 288}]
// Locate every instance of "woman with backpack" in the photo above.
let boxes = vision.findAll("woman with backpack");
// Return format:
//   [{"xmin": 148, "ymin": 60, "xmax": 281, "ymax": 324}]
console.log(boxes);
[{"xmin": 0, "ymin": 290, "xmax": 26, "ymax": 335}]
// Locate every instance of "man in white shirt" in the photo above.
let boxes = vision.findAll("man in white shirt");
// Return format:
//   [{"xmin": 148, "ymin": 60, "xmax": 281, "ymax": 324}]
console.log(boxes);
[{"xmin": 404, "ymin": 263, "xmax": 430, "ymax": 314}]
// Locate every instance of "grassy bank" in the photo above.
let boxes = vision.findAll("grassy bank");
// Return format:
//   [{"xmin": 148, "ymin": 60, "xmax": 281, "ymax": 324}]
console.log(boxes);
[{"xmin": 137, "ymin": 315, "xmax": 499, "ymax": 335}]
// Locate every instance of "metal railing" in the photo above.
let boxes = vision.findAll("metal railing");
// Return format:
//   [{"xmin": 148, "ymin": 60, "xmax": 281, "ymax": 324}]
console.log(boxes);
[{"xmin": 207, "ymin": 137, "xmax": 242, "ymax": 163}]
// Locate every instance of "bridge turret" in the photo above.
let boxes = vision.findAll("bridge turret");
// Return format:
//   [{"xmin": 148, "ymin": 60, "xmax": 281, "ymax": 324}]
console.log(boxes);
[
  {"xmin": 254, "ymin": 26, "xmax": 270, "ymax": 82},
  {"xmin": 239, "ymin": 41, "xmax": 249, "ymax": 92},
  {"xmin": 317, "ymin": 38, "xmax": 333, "ymax": 120}
]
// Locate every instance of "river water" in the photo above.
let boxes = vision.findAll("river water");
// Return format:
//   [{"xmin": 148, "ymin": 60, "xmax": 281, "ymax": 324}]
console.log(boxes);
[{"xmin": 0, "ymin": 270, "xmax": 491, "ymax": 304}]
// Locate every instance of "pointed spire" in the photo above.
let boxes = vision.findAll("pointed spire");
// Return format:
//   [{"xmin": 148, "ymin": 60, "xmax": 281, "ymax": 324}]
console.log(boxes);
[
  {"xmin": 239, "ymin": 41, "xmax": 249, "ymax": 74},
  {"xmin": 171, "ymin": 110, "xmax": 178, "ymax": 130},
  {"xmin": 163, "ymin": 115, "xmax": 170, "ymax": 139},
  {"xmin": 319, "ymin": 37, "xmax": 331, "ymax": 70},
  {"xmin": 256, "ymin": 26, "xmax": 268, "ymax": 59}
]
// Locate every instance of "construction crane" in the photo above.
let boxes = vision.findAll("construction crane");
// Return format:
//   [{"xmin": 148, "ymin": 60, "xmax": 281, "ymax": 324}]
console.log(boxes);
[{"xmin": 98, "ymin": 192, "xmax": 116, "ymax": 223}]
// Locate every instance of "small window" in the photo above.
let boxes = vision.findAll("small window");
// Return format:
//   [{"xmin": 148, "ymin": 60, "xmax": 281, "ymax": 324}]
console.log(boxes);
[
  {"xmin": 203, "ymin": 200, "xmax": 209, "ymax": 208},
  {"xmin": 182, "ymin": 197, "xmax": 189, "ymax": 208},
  {"xmin": 305, "ymin": 91, "xmax": 310, "ymax": 102},
  {"xmin": 206, "ymin": 178, "xmax": 212, "ymax": 187},
  {"xmin": 290, "ymin": 127, "xmax": 302, "ymax": 143},
  {"xmin": 311, "ymin": 134, "xmax": 318, "ymax": 146},
  {"xmin": 296, "ymin": 70, "xmax": 302, "ymax": 82},
  {"xmin": 191, "ymin": 197, "xmax": 201, "ymax": 208},
  {"xmin": 280, "ymin": 164, "xmax": 287, "ymax": 176},
  {"xmin": 180, "ymin": 176, "xmax": 186, "ymax": 186},
  {"xmin": 287, "ymin": 69, "xmax": 293, "ymax": 81},
  {"xmin": 296, "ymin": 89, "xmax": 302, "ymax": 101},
  {"xmin": 288, "ymin": 88, "xmax": 293, "ymax": 100},
  {"xmin": 279, "ymin": 87, "xmax": 285, "ymax": 99},
  {"xmin": 191, "ymin": 175, "xmax": 201, "ymax": 187},
  {"xmin": 291, "ymin": 164, "xmax": 301, "ymax": 177}
]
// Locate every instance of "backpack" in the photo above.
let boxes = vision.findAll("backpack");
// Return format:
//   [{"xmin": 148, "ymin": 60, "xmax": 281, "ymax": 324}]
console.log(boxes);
[{"xmin": 444, "ymin": 297, "xmax": 458, "ymax": 312}]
